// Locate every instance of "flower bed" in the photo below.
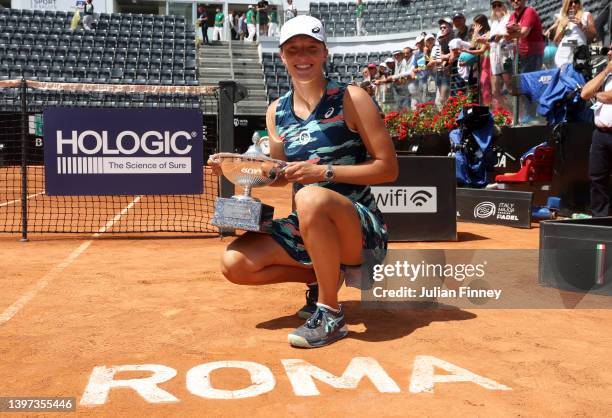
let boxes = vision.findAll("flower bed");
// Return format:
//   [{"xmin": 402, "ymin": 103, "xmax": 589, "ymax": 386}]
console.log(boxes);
[{"xmin": 384, "ymin": 93, "xmax": 513, "ymax": 151}]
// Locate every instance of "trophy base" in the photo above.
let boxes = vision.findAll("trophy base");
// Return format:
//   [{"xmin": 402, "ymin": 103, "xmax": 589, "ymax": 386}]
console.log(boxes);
[{"xmin": 211, "ymin": 197, "xmax": 275, "ymax": 233}]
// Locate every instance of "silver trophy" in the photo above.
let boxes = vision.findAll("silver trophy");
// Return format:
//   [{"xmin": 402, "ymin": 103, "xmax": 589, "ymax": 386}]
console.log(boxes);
[{"xmin": 211, "ymin": 136, "xmax": 285, "ymax": 232}]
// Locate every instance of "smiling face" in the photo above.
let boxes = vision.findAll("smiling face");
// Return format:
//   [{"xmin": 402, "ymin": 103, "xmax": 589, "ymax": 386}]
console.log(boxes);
[
  {"xmin": 510, "ymin": 0, "xmax": 526, "ymax": 11},
  {"xmin": 439, "ymin": 23, "xmax": 452, "ymax": 37},
  {"xmin": 280, "ymin": 35, "xmax": 328, "ymax": 84}
]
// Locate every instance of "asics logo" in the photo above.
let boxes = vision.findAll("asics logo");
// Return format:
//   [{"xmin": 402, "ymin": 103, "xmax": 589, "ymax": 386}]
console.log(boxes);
[
  {"xmin": 324, "ymin": 107, "xmax": 334, "ymax": 118},
  {"xmin": 324, "ymin": 316, "xmax": 342, "ymax": 333}
]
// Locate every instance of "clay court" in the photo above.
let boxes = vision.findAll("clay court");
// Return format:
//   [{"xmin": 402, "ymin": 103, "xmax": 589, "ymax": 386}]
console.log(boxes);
[{"xmin": 1, "ymin": 178, "xmax": 612, "ymax": 417}]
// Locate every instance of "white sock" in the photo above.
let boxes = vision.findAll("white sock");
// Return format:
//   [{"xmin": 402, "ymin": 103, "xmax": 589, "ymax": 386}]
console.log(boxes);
[{"xmin": 316, "ymin": 302, "xmax": 340, "ymax": 314}]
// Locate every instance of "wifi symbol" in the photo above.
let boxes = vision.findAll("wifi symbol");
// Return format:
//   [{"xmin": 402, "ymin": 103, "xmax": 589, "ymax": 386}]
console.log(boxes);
[{"xmin": 410, "ymin": 190, "xmax": 433, "ymax": 206}]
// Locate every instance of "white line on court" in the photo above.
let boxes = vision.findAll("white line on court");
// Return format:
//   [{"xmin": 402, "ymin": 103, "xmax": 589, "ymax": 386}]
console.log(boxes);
[
  {"xmin": 0, "ymin": 195, "xmax": 142, "ymax": 326},
  {"xmin": 0, "ymin": 191, "xmax": 45, "ymax": 207}
]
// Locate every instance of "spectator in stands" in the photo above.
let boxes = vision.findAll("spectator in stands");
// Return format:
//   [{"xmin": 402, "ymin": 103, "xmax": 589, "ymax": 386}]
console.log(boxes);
[
  {"xmin": 488, "ymin": 0, "xmax": 512, "ymax": 110},
  {"xmin": 356, "ymin": 0, "xmax": 367, "ymax": 36},
  {"xmin": 211, "ymin": 15, "xmax": 398, "ymax": 348},
  {"xmin": 364, "ymin": 63, "xmax": 378, "ymax": 81},
  {"xmin": 269, "ymin": 7, "xmax": 280, "ymax": 37},
  {"xmin": 82, "ymin": 0, "xmax": 94, "ymax": 31},
  {"xmin": 213, "ymin": 8, "xmax": 224, "ymax": 41},
  {"xmin": 429, "ymin": 19, "xmax": 453, "ymax": 107},
  {"xmin": 246, "ymin": 5, "xmax": 257, "ymax": 42},
  {"xmin": 422, "ymin": 33, "xmax": 437, "ymax": 102},
  {"xmin": 197, "ymin": 6, "xmax": 210, "ymax": 46},
  {"xmin": 449, "ymin": 38, "xmax": 472, "ymax": 89},
  {"xmin": 394, "ymin": 49, "xmax": 412, "ymax": 109},
  {"xmin": 453, "ymin": 12, "xmax": 470, "ymax": 42},
  {"xmin": 229, "ymin": 10, "xmax": 237, "ymax": 40},
  {"xmin": 506, "ymin": 0, "xmax": 545, "ymax": 123},
  {"xmin": 465, "ymin": 14, "xmax": 492, "ymax": 105},
  {"xmin": 403, "ymin": 45, "xmax": 421, "ymax": 109},
  {"xmin": 548, "ymin": 0, "xmax": 596, "ymax": 68},
  {"xmin": 257, "ymin": 0, "xmax": 270, "ymax": 36},
  {"xmin": 411, "ymin": 36, "xmax": 427, "ymax": 105},
  {"xmin": 581, "ymin": 43, "xmax": 612, "ymax": 217},
  {"xmin": 237, "ymin": 12, "xmax": 246, "ymax": 41},
  {"xmin": 374, "ymin": 62, "xmax": 389, "ymax": 107},
  {"xmin": 285, "ymin": 0, "xmax": 297, "ymax": 22}
]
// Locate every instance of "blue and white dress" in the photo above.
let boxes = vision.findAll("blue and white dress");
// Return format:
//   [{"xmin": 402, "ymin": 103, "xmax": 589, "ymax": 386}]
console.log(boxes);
[{"xmin": 269, "ymin": 79, "xmax": 388, "ymax": 265}]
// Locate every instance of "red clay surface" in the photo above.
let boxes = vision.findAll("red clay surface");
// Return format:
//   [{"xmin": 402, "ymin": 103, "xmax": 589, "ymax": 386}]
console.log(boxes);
[{"xmin": 1, "ymin": 184, "xmax": 611, "ymax": 417}]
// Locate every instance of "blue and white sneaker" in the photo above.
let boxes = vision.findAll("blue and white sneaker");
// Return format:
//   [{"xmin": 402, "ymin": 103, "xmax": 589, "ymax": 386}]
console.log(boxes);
[{"xmin": 288, "ymin": 304, "xmax": 348, "ymax": 348}]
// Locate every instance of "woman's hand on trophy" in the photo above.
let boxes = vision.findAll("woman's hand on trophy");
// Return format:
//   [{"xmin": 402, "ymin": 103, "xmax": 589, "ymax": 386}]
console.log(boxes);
[
  {"xmin": 207, "ymin": 154, "xmax": 223, "ymax": 176},
  {"xmin": 283, "ymin": 161, "xmax": 326, "ymax": 184}
]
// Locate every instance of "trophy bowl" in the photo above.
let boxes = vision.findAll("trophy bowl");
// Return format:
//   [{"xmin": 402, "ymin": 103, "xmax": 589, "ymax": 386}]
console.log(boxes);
[
  {"xmin": 210, "ymin": 140, "xmax": 286, "ymax": 232},
  {"xmin": 215, "ymin": 153, "xmax": 286, "ymax": 201}
]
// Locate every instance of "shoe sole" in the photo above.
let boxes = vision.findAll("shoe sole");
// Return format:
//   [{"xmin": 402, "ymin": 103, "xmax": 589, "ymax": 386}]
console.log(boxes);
[{"xmin": 287, "ymin": 326, "xmax": 348, "ymax": 348}]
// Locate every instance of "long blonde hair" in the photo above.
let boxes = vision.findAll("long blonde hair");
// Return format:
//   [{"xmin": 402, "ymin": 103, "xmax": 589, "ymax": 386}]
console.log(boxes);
[
  {"xmin": 489, "ymin": 1, "xmax": 509, "ymax": 23},
  {"xmin": 555, "ymin": 0, "xmax": 584, "ymax": 39}
]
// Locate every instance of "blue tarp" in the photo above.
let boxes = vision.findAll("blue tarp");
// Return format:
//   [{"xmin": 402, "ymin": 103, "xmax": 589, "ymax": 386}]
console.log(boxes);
[
  {"xmin": 518, "ymin": 64, "xmax": 592, "ymax": 124},
  {"xmin": 449, "ymin": 108, "xmax": 495, "ymax": 188}
]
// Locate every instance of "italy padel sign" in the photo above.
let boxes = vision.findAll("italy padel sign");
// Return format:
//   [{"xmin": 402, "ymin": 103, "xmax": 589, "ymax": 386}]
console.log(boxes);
[{"xmin": 43, "ymin": 108, "xmax": 203, "ymax": 195}]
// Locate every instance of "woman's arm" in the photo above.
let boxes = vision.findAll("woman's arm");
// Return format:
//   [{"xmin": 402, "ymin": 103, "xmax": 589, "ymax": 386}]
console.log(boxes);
[
  {"xmin": 583, "ymin": 12, "xmax": 597, "ymax": 43},
  {"xmin": 265, "ymin": 99, "xmax": 290, "ymax": 187},
  {"xmin": 465, "ymin": 41, "xmax": 488, "ymax": 56},
  {"xmin": 281, "ymin": 86, "xmax": 399, "ymax": 185},
  {"xmin": 340, "ymin": 85, "xmax": 398, "ymax": 184},
  {"xmin": 545, "ymin": 19, "xmax": 558, "ymax": 41}
]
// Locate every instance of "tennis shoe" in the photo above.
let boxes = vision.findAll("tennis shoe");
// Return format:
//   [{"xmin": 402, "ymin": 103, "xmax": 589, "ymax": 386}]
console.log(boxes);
[{"xmin": 288, "ymin": 304, "xmax": 348, "ymax": 348}]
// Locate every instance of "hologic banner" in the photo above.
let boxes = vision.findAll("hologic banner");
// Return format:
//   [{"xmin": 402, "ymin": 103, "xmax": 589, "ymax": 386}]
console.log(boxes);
[{"xmin": 43, "ymin": 108, "xmax": 203, "ymax": 195}]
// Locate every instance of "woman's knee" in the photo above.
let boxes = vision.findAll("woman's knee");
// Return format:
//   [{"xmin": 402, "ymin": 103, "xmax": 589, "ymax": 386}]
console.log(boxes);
[
  {"xmin": 220, "ymin": 249, "xmax": 253, "ymax": 285},
  {"xmin": 294, "ymin": 187, "xmax": 334, "ymax": 223}
]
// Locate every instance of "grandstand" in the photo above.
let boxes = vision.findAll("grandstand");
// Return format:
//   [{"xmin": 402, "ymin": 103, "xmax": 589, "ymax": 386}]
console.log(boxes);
[
  {"xmin": 1, "ymin": 0, "xmax": 610, "ymax": 111},
  {"xmin": 309, "ymin": 0, "xmax": 472, "ymax": 37},
  {"xmin": 0, "ymin": 7, "xmax": 201, "ymax": 111},
  {"xmin": 260, "ymin": 0, "xmax": 610, "ymax": 104}
]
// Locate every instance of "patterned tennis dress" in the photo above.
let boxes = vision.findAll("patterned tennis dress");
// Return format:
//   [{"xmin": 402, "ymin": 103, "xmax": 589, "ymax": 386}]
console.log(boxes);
[{"xmin": 269, "ymin": 79, "xmax": 388, "ymax": 265}]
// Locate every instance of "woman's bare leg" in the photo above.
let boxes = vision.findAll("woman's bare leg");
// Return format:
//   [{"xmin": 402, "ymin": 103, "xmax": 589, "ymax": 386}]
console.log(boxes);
[
  {"xmin": 221, "ymin": 186, "xmax": 363, "ymax": 310},
  {"xmin": 294, "ymin": 186, "xmax": 363, "ymax": 310},
  {"xmin": 221, "ymin": 232, "xmax": 316, "ymax": 285}
]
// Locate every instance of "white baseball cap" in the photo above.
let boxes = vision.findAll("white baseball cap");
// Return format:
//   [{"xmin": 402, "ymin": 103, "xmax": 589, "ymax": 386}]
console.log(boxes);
[
  {"xmin": 384, "ymin": 57, "xmax": 395, "ymax": 63},
  {"xmin": 448, "ymin": 39, "xmax": 471, "ymax": 50},
  {"xmin": 415, "ymin": 35, "xmax": 425, "ymax": 44},
  {"xmin": 279, "ymin": 15, "xmax": 326, "ymax": 47},
  {"xmin": 425, "ymin": 33, "xmax": 435, "ymax": 41}
]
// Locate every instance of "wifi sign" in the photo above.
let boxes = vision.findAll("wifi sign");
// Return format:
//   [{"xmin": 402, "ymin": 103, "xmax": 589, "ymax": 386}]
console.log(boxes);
[
  {"xmin": 410, "ymin": 190, "xmax": 433, "ymax": 207},
  {"xmin": 371, "ymin": 187, "xmax": 437, "ymax": 213}
]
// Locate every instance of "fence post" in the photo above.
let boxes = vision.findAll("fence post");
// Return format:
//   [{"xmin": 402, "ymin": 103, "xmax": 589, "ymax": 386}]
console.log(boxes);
[
  {"xmin": 512, "ymin": 41, "xmax": 520, "ymax": 127},
  {"xmin": 217, "ymin": 81, "xmax": 237, "ymax": 236},
  {"xmin": 20, "ymin": 78, "xmax": 28, "ymax": 242}
]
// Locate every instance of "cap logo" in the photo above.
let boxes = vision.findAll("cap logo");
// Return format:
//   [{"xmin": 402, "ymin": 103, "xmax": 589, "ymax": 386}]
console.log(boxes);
[{"xmin": 312, "ymin": 27, "xmax": 321, "ymax": 33}]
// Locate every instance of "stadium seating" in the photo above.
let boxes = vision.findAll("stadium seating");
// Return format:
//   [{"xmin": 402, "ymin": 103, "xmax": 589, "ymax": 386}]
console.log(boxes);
[
  {"xmin": 309, "ymin": 0, "xmax": 469, "ymax": 37},
  {"xmin": 0, "ymin": 8, "xmax": 203, "ymax": 110},
  {"xmin": 0, "ymin": 8, "xmax": 197, "ymax": 87}
]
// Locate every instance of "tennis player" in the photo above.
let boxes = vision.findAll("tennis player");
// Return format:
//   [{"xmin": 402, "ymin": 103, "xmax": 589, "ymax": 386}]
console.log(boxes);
[{"xmin": 209, "ymin": 15, "xmax": 398, "ymax": 348}]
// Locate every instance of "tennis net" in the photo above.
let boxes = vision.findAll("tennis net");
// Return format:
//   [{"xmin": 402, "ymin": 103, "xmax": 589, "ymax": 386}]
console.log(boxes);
[{"xmin": 0, "ymin": 79, "xmax": 228, "ymax": 236}]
